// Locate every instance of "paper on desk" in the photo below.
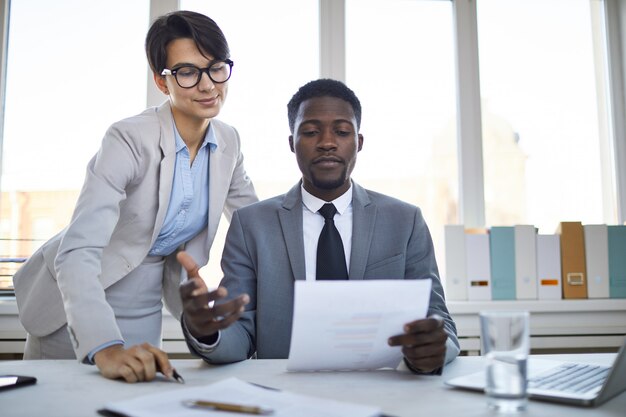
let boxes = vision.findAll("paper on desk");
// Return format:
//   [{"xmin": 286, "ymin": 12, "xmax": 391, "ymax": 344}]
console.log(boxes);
[
  {"xmin": 287, "ymin": 279, "xmax": 432, "ymax": 372},
  {"xmin": 102, "ymin": 377, "xmax": 380, "ymax": 417}
]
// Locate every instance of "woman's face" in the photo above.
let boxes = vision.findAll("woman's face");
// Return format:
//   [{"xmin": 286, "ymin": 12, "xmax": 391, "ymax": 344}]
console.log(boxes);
[{"xmin": 155, "ymin": 38, "xmax": 228, "ymax": 128}]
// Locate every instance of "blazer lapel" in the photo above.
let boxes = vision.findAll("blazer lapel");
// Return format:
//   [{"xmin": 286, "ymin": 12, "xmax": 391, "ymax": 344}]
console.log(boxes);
[
  {"xmin": 349, "ymin": 182, "xmax": 376, "ymax": 280},
  {"xmin": 206, "ymin": 121, "xmax": 234, "ymax": 247},
  {"xmin": 151, "ymin": 102, "xmax": 177, "ymax": 245},
  {"xmin": 278, "ymin": 183, "xmax": 306, "ymax": 281}
]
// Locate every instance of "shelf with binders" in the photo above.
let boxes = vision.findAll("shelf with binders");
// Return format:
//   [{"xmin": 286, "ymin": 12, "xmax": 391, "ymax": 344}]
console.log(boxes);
[{"xmin": 443, "ymin": 223, "xmax": 626, "ymax": 302}]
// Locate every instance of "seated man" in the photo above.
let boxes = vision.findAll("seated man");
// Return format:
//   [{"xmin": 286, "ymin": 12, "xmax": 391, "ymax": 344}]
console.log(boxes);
[{"xmin": 178, "ymin": 79, "xmax": 460, "ymax": 374}]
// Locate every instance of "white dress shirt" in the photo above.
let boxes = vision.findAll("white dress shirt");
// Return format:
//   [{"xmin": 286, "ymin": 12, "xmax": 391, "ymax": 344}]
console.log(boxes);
[{"xmin": 301, "ymin": 184, "xmax": 353, "ymax": 281}]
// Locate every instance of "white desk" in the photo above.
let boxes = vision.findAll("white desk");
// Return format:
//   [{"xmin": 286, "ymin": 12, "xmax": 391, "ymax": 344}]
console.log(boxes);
[{"xmin": 0, "ymin": 354, "xmax": 624, "ymax": 417}]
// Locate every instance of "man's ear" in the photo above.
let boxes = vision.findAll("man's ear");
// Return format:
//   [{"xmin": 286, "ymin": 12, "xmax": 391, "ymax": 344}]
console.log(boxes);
[
  {"xmin": 357, "ymin": 134, "xmax": 364, "ymax": 152},
  {"xmin": 289, "ymin": 135, "xmax": 295, "ymax": 153}
]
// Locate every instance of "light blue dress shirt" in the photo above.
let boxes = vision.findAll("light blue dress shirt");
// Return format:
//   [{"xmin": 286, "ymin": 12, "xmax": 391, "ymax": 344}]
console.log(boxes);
[{"xmin": 149, "ymin": 122, "xmax": 216, "ymax": 256}]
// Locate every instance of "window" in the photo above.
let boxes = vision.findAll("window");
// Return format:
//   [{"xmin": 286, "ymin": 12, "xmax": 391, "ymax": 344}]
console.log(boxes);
[
  {"xmin": 476, "ymin": 0, "xmax": 612, "ymax": 232},
  {"xmin": 345, "ymin": 0, "xmax": 458, "ymax": 269},
  {"xmin": 0, "ymin": 0, "xmax": 149, "ymax": 290}
]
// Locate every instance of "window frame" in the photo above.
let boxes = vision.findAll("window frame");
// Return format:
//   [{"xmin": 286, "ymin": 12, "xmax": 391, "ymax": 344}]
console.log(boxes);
[
  {"xmin": 604, "ymin": 0, "xmax": 626, "ymax": 224},
  {"xmin": 0, "ymin": 0, "xmax": 9, "ymax": 190}
]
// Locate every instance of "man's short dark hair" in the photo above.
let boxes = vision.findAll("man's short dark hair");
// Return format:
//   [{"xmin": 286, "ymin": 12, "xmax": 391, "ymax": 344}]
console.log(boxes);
[
  {"xmin": 287, "ymin": 79, "xmax": 362, "ymax": 134},
  {"xmin": 145, "ymin": 10, "xmax": 230, "ymax": 75}
]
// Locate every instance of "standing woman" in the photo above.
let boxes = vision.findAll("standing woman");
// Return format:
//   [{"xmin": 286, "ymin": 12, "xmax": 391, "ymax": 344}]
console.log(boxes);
[{"xmin": 13, "ymin": 11, "xmax": 257, "ymax": 382}]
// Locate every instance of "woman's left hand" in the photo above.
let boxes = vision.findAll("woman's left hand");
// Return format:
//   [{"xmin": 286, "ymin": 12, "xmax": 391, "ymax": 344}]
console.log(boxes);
[{"xmin": 94, "ymin": 342, "xmax": 173, "ymax": 383}]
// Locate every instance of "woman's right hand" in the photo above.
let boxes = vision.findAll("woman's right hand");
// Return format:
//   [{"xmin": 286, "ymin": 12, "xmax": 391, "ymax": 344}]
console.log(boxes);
[
  {"xmin": 177, "ymin": 251, "xmax": 249, "ymax": 341},
  {"xmin": 94, "ymin": 343, "xmax": 173, "ymax": 383}
]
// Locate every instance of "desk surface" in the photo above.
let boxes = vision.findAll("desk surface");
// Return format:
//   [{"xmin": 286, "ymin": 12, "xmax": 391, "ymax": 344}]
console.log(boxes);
[{"xmin": 0, "ymin": 354, "xmax": 624, "ymax": 417}]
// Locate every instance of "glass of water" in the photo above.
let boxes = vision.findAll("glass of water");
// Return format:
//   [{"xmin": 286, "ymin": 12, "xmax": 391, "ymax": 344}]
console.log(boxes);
[{"xmin": 479, "ymin": 310, "xmax": 530, "ymax": 412}]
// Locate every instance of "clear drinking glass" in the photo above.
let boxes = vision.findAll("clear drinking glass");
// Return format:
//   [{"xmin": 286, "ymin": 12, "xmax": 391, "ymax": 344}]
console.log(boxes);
[{"xmin": 479, "ymin": 310, "xmax": 530, "ymax": 412}]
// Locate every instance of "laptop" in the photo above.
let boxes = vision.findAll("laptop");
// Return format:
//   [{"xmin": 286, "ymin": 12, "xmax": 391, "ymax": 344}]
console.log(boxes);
[{"xmin": 445, "ymin": 339, "xmax": 626, "ymax": 407}]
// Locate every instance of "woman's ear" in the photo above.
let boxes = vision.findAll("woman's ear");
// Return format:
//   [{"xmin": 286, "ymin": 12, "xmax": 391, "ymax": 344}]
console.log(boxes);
[{"xmin": 154, "ymin": 72, "xmax": 169, "ymax": 95}]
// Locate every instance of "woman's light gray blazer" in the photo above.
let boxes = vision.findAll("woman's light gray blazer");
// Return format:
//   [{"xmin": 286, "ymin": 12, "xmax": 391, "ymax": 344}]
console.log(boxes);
[{"xmin": 13, "ymin": 102, "xmax": 258, "ymax": 361}]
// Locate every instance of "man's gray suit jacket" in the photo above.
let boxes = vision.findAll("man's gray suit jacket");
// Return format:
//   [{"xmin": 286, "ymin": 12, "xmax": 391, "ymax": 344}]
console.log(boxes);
[{"xmin": 189, "ymin": 181, "xmax": 460, "ymax": 365}]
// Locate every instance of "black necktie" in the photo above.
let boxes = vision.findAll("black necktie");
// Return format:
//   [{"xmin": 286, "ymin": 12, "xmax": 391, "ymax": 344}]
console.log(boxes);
[{"xmin": 316, "ymin": 203, "xmax": 348, "ymax": 280}]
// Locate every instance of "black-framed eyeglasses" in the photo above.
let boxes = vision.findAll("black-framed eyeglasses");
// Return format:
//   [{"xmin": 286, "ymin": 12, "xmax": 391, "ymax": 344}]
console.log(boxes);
[{"xmin": 161, "ymin": 59, "xmax": 234, "ymax": 88}]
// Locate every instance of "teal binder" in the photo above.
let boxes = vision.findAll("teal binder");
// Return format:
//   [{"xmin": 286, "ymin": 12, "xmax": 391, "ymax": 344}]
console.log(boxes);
[
  {"xmin": 608, "ymin": 225, "xmax": 626, "ymax": 298},
  {"xmin": 489, "ymin": 226, "xmax": 516, "ymax": 300}
]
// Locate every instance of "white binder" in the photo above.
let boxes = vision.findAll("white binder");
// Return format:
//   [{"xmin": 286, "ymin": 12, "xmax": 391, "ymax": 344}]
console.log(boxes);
[
  {"xmin": 515, "ymin": 225, "xmax": 538, "ymax": 299},
  {"xmin": 584, "ymin": 224, "xmax": 610, "ymax": 298},
  {"xmin": 465, "ymin": 233, "xmax": 491, "ymax": 301},
  {"xmin": 444, "ymin": 225, "xmax": 467, "ymax": 301},
  {"xmin": 536, "ymin": 234, "xmax": 562, "ymax": 300}
]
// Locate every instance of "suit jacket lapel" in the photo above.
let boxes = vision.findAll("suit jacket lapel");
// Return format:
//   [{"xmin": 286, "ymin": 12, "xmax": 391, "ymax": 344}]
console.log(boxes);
[
  {"xmin": 349, "ymin": 182, "xmax": 376, "ymax": 280},
  {"xmin": 151, "ymin": 102, "xmax": 177, "ymax": 245},
  {"xmin": 278, "ymin": 183, "xmax": 306, "ymax": 281}
]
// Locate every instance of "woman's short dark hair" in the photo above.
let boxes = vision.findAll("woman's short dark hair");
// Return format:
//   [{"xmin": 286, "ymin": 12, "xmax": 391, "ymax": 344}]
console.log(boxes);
[
  {"xmin": 287, "ymin": 79, "xmax": 362, "ymax": 134},
  {"xmin": 145, "ymin": 10, "xmax": 230, "ymax": 74}
]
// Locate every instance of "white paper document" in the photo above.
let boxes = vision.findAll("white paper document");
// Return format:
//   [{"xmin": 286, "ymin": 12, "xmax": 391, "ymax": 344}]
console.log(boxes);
[
  {"xmin": 287, "ymin": 279, "xmax": 432, "ymax": 372},
  {"xmin": 103, "ymin": 377, "xmax": 380, "ymax": 417}
]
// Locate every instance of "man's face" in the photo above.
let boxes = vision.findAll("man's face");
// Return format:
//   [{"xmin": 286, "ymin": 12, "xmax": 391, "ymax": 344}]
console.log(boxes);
[{"xmin": 289, "ymin": 96, "xmax": 363, "ymax": 201}]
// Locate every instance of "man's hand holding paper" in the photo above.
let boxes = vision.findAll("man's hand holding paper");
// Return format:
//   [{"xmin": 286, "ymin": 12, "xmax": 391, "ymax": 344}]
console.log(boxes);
[{"xmin": 388, "ymin": 315, "xmax": 448, "ymax": 374}]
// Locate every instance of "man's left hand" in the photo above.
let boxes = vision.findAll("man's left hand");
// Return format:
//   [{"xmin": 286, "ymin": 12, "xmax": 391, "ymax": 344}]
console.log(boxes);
[{"xmin": 387, "ymin": 315, "xmax": 448, "ymax": 373}]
